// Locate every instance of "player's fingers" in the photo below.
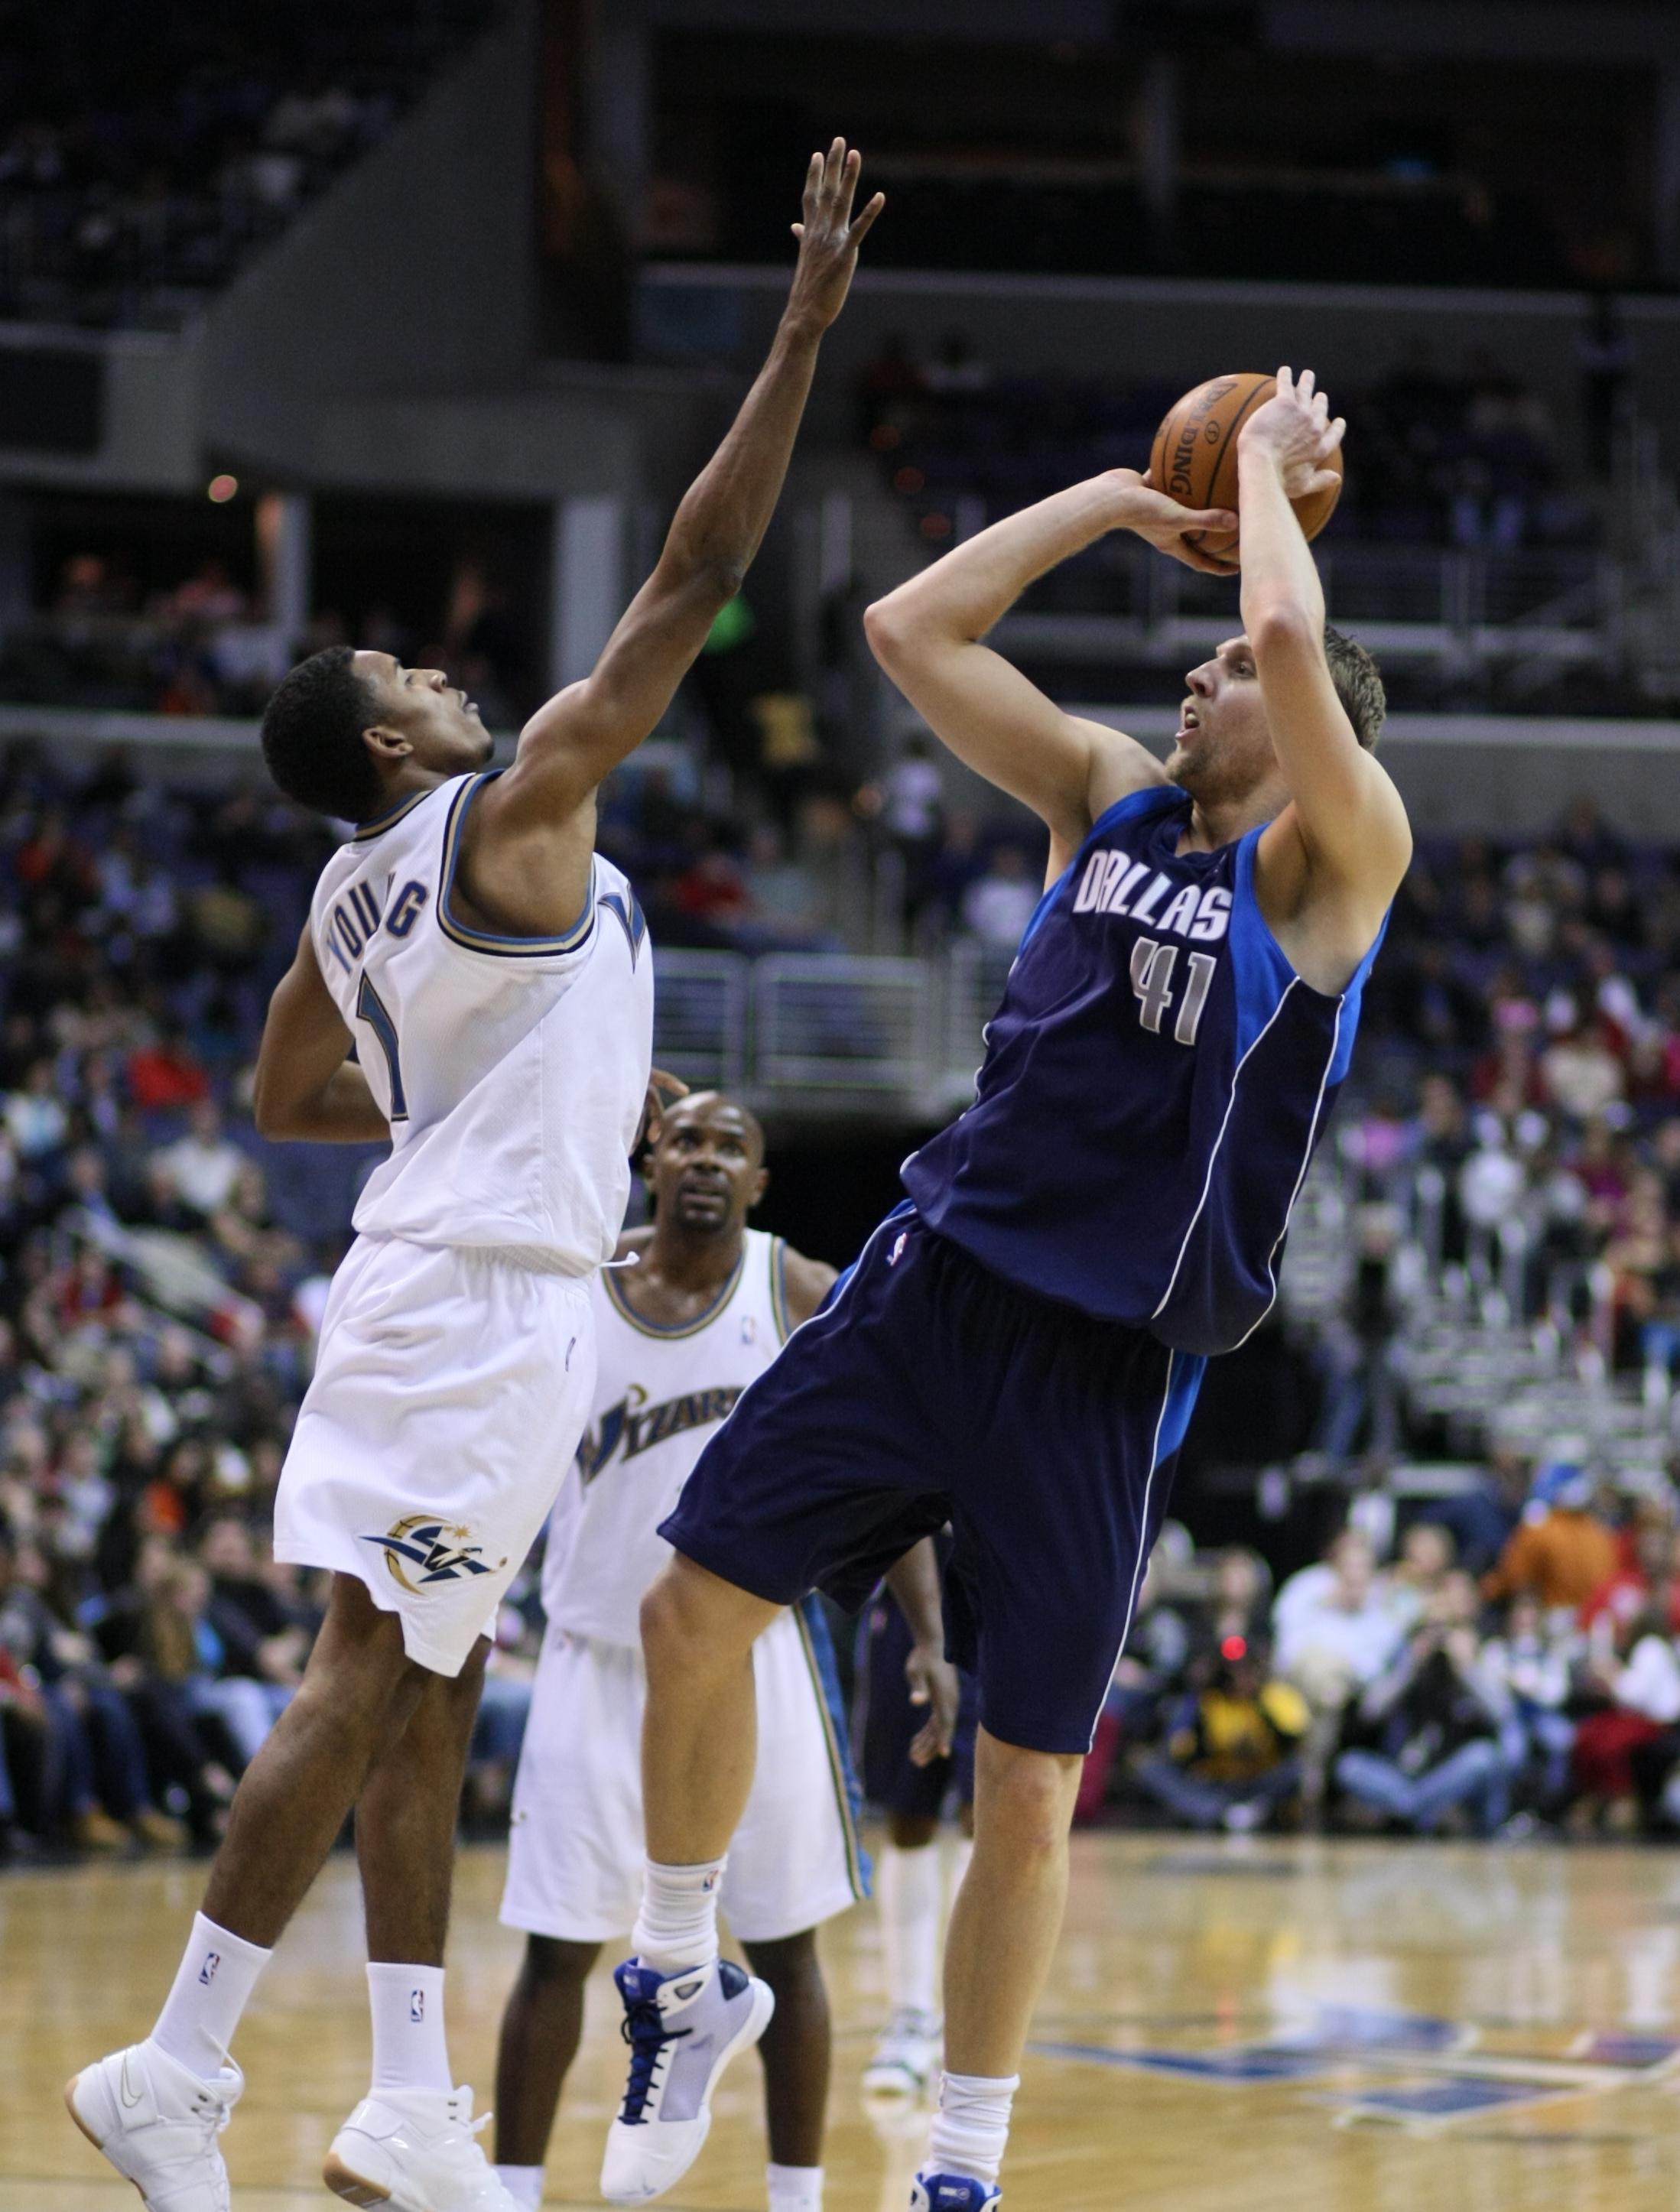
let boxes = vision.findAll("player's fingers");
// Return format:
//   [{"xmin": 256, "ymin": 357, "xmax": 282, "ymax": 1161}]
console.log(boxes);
[
  {"xmin": 1184, "ymin": 508, "xmax": 1238, "ymax": 534},
  {"xmin": 803, "ymin": 151, "xmax": 822, "ymax": 211},
  {"xmin": 848, "ymin": 190, "xmax": 885, "ymax": 245},
  {"xmin": 824, "ymin": 135, "xmax": 845, "ymax": 195},
  {"xmin": 1298, "ymin": 368, "xmax": 1316, "ymax": 404},
  {"xmin": 1276, "ymin": 365, "xmax": 1292, "ymax": 398},
  {"xmin": 1322, "ymin": 414, "xmax": 1347, "ymax": 454}
]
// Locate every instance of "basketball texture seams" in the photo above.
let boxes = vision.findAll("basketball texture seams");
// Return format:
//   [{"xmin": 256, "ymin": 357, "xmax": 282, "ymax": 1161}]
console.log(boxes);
[{"xmin": 1149, "ymin": 372, "xmax": 1344, "ymax": 559}]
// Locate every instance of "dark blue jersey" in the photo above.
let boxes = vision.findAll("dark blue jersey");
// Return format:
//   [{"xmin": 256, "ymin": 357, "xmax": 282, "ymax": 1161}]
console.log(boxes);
[{"xmin": 902, "ymin": 782, "xmax": 1385, "ymax": 1355}]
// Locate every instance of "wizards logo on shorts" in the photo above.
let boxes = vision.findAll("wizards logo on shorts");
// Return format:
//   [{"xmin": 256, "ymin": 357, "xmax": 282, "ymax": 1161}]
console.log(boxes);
[{"xmin": 362, "ymin": 1512, "xmax": 503, "ymax": 1593}]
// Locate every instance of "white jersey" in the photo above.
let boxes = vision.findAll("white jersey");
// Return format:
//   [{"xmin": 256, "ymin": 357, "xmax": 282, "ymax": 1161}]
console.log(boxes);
[
  {"xmin": 543, "ymin": 1226, "xmax": 795, "ymax": 1645},
  {"xmin": 308, "ymin": 772, "xmax": 653, "ymax": 1269}
]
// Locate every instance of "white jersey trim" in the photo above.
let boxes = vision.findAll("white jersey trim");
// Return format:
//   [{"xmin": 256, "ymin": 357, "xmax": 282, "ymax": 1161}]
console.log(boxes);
[{"xmin": 434, "ymin": 772, "xmax": 598, "ymax": 960}]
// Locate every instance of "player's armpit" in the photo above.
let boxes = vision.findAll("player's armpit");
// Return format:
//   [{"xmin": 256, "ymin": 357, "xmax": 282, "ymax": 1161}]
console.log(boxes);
[{"xmin": 252, "ymin": 926, "xmax": 389, "ymax": 1145}]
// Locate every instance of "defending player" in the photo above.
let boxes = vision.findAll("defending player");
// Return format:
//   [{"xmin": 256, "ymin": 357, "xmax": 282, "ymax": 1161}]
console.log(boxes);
[
  {"xmin": 64, "ymin": 141, "xmax": 882, "ymax": 2212},
  {"xmin": 600, "ymin": 369, "xmax": 1411, "ymax": 2208},
  {"xmin": 491, "ymin": 1090, "xmax": 922, "ymax": 2212},
  {"xmin": 855, "ymin": 1572, "xmax": 976, "ymax": 2099}
]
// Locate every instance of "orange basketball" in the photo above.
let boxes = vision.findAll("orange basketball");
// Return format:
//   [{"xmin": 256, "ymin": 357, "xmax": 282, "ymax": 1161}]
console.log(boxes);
[{"xmin": 1149, "ymin": 372, "xmax": 1344, "ymax": 560}]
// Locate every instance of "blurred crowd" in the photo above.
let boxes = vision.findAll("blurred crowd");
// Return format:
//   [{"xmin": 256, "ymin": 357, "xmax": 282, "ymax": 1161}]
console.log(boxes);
[
  {"xmin": 867, "ymin": 333, "xmax": 1602, "ymax": 566},
  {"xmin": 0, "ymin": 0, "xmax": 489, "ymax": 330},
  {"xmin": 1350, "ymin": 798, "xmax": 1680, "ymax": 1373},
  {"xmin": 858, "ymin": 333, "xmax": 1603, "ymax": 564},
  {"xmin": 1079, "ymin": 1480, "xmax": 1680, "ymax": 1842},
  {"xmin": 0, "ymin": 556, "xmax": 531, "ymax": 729}
]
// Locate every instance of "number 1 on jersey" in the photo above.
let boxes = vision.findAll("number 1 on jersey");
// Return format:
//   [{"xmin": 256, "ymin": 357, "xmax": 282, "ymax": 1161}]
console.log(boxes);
[
  {"xmin": 1129, "ymin": 938, "xmax": 1217, "ymax": 1048},
  {"xmin": 356, "ymin": 973, "xmax": 408, "ymax": 1122}
]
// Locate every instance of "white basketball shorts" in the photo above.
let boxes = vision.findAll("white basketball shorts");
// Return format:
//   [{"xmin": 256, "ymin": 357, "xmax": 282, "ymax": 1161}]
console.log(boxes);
[
  {"xmin": 274, "ymin": 1234, "xmax": 596, "ymax": 1678},
  {"xmin": 500, "ymin": 1608, "xmax": 868, "ymax": 1945}
]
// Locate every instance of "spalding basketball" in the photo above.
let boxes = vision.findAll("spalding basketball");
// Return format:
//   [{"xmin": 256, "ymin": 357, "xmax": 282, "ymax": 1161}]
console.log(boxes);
[{"xmin": 1149, "ymin": 372, "xmax": 1344, "ymax": 560}]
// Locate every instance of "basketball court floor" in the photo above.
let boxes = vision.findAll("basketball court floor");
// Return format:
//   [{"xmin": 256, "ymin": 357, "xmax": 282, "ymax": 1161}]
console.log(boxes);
[{"xmin": 7, "ymin": 1832, "xmax": 1680, "ymax": 2211}]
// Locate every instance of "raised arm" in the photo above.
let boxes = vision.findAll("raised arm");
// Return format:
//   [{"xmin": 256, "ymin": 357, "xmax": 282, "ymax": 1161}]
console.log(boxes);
[
  {"xmin": 460, "ymin": 141, "xmax": 882, "ymax": 937},
  {"xmin": 1240, "ymin": 370, "xmax": 1412, "ymax": 970},
  {"xmin": 864, "ymin": 472, "xmax": 1235, "ymax": 876},
  {"xmin": 252, "ymin": 927, "xmax": 389, "ymax": 1144}
]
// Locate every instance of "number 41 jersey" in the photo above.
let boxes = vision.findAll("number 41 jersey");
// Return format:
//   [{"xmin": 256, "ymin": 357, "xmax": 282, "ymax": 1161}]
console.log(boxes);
[
  {"xmin": 902, "ymin": 783, "xmax": 1385, "ymax": 1356},
  {"xmin": 307, "ymin": 771, "xmax": 653, "ymax": 1272}
]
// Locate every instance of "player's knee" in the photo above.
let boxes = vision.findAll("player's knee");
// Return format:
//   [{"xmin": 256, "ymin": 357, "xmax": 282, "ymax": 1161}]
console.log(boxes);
[
  {"xmin": 978, "ymin": 1742, "xmax": 1082, "ymax": 1861},
  {"xmin": 640, "ymin": 1558, "xmax": 758, "ymax": 1675}
]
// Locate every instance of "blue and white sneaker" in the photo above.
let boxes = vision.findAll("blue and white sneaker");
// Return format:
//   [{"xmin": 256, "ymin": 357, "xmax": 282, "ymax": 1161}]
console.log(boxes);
[
  {"xmin": 911, "ymin": 2175, "xmax": 1002, "ymax": 2211},
  {"xmin": 600, "ymin": 1956, "xmax": 775, "ymax": 2204}
]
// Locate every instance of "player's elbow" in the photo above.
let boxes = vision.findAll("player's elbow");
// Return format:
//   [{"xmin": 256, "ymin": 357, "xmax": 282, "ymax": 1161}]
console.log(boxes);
[
  {"xmin": 1248, "ymin": 602, "xmax": 1323, "ymax": 665},
  {"xmin": 250, "ymin": 1077, "xmax": 293, "ymax": 1142},
  {"xmin": 863, "ymin": 592, "xmax": 918, "ymax": 667}
]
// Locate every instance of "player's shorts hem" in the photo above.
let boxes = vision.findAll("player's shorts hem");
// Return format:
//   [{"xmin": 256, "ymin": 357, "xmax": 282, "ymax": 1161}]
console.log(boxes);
[
  {"xmin": 662, "ymin": 1525, "xmax": 806, "ymax": 1610},
  {"xmin": 271, "ymin": 1540, "xmax": 483, "ymax": 1679},
  {"xmin": 496, "ymin": 1900, "xmax": 622, "ymax": 1944},
  {"xmin": 974, "ymin": 1705, "xmax": 1101, "ymax": 1759},
  {"xmin": 727, "ymin": 1878, "xmax": 862, "ymax": 1944}
]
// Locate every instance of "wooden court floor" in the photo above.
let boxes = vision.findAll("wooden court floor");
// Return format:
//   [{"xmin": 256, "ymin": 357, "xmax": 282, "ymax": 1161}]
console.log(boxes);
[{"xmin": 7, "ymin": 1831, "xmax": 1680, "ymax": 2211}]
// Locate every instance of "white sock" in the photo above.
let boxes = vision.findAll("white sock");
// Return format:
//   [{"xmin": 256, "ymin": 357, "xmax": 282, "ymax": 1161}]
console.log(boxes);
[
  {"xmin": 367, "ymin": 1962, "xmax": 452, "ymax": 2093},
  {"xmin": 924, "ymin": 2071, "xmax": 1019, "ymax": 2188},
  {"xmin": 495, "ymin": 2167, "xmax": 545, "ymax": 2209},
  {"xmin": 632, "ymin": 1855, "xmax": 726, "ymax": 1973},
  {"xmin": 766, "ymin": 2162, "xmax": 824, "ymax": 2212},
  {"xmin": 151, "ymin": 1912, "xmax": 271, "ymax": 2080},
  {"xmin": 879, "ymin": 1843, "xmax": 941, "ymax": 2019}
]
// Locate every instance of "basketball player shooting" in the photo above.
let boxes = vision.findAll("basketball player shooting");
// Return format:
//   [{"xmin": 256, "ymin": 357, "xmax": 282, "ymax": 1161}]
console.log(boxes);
[
  {"xmin": 63, "ymin": 140, "xmax": 882, "ymax": 2212},
  {"xmin": 598, "ymin": 369, "xmax": 1412, "ymax": 2210}
]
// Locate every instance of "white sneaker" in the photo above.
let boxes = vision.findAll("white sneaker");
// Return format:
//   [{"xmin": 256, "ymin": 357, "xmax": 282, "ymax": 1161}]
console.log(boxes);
[
  {"xmin": 65, "ymin": 2037, "xmax": 242, "ymax": 2212},
  {"xmin": 323, "ymin": 2086, "xmax": 520, "ymax": 2210},
  {"xmin": 600, "ymin": 1956, "xmax": 775, "ymax": 2204},
  {"xmin": 863, "ymin": 2008, "xmax": 941, "ymax": 2097}
]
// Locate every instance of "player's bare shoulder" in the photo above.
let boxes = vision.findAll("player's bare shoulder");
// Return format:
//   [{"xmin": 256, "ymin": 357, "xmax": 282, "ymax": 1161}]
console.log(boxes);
[{"xmin": 781, "ymin": 1246, "xmax": 839, "ymax": 1329}]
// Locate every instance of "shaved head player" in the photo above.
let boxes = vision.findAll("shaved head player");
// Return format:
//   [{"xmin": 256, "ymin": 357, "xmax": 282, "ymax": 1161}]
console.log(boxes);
[{"xmin": 596, "ymin": 369, "xmax": 1412, "ymax": 2209}]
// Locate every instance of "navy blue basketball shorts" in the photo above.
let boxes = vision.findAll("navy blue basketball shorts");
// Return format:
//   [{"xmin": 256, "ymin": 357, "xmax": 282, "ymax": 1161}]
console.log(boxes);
[
  {"xmin": 660, "ymin": 1207, "xmax": 1206, "ymax": 1756},
  {"xmin": 854, "ymin": 1587, "xmax": 980, "ymax": 1817}
]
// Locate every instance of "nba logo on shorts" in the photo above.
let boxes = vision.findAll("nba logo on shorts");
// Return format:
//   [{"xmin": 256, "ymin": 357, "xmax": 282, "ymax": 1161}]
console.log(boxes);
[
  {"xmin": 411, "ymin": 1989, "xmax": 425, "ymax": 2023},
  {"xmin": 198, "ymin": 1953, "xmax": 220, "ymax": 1986}
]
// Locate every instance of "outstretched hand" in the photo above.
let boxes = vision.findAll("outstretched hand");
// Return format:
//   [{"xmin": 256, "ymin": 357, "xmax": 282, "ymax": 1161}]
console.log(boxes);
[
  {"xmin": 1108, "ymin": 468, "xmax": 1240, "ymax": 576},
  {"xmin": 785, "ymin": 138, "xmax": 884, "ymax": 333},
  {"xmin": 1238, "ymin": 366, "xmax": 1346, "ymax": 501}
]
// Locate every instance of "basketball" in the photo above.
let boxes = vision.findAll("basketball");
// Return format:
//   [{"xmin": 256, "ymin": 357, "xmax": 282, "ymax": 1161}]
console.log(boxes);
[{"xmin": 1149, "ymin": 371, "xmax": 1345, "ymax": 559}]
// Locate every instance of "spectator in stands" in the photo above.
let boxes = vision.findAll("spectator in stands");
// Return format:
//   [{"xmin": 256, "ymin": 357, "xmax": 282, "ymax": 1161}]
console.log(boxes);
[
  {"xmin": 1570, "ymin": 1604, "xmax": 1680, "ymax": 1832},
  {"xmin": 125, "ymin": 1017, "xmax": 210, "ymax": 1110},
  {"xmin": 1135, "ymin": 1644, "xmax": 1308, "ymax": 1834},
  {"xmin": 194, "ymin": 1512, "xmax": 307, "ymax": 1763},
  {"xmin": 159, "ymin": 1101, "xmax": 245, "ymax": 1220},
  {"xmin": 960, "ymin": 844, "xmax": 1039, "ymax": 950},
  {"xmin": 1334, "ymin": 1572, "xmax": 1513, "ymax": 1836},
  {"xmin": 1274, "ymin": 1529, "xmax": 1405, "ymax": 1817},
  {"xmin": 1387, "ymin": 1522, "xmax": 1457, "ymax": 1630},
  {"xmin": 1483, "ymin": 1459, "xmax": 1620, "ymax": 1613},
  {"xmin": 1480, "ymin": 1589, "xmax": 1578, "ymax": 1815},
  {"xmin": 0, "ymin": 1529, "xmax": 184, "ymax": 1850}
]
